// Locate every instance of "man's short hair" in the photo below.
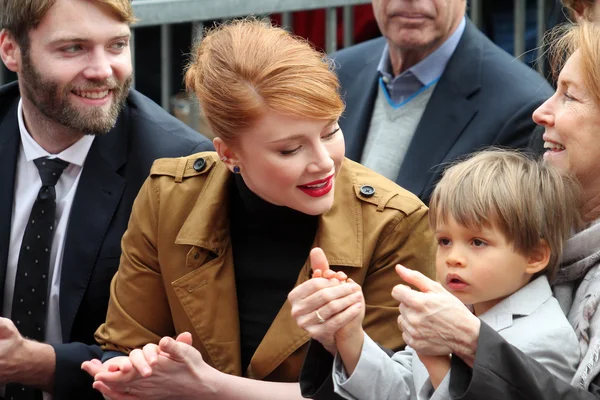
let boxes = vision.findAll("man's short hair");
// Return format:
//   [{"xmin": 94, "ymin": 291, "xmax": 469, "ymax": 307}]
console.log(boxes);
[
  {"xmin": 429, "ymin": 149, "xmax": 581, "ymax": 281},
  {"xmin": 0, "ymin": 0, "xmax": 136, "ymax": 50}
]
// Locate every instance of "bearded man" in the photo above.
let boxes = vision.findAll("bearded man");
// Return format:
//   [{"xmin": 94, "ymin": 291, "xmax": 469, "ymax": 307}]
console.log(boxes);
[{"xmin": 0, "ymin": 1, "xmax": 212, "ymax": 399}]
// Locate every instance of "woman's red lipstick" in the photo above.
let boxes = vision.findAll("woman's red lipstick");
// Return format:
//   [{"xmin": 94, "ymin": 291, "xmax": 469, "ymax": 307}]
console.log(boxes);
[{"xmin": 297, "ymin": 174, "xmax": 334, "ymax": 198}]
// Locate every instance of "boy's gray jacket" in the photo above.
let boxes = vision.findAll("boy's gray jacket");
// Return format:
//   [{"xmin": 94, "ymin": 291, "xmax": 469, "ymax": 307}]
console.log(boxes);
[{"xmin": 333, "ymin": 275, "xmax": 579, "ymax": 400}]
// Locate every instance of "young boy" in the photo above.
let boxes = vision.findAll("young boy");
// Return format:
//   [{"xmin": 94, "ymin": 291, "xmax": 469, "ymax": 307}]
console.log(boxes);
[{"xmin": 314, "ymin": 150, "xmax": 582, "ymax": 400}]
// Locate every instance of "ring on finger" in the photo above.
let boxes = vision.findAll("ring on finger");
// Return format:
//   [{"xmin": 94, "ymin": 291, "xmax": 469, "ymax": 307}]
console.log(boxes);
[{"xmin": 316, "ymin": 310, "xmax": 326, "ymax": 324}]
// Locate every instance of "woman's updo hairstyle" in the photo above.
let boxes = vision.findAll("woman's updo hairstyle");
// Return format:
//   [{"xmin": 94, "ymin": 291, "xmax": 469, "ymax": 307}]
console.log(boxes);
[{"xmin": 185, "ymin": 18, "xmax": 345, "ymax": 144}]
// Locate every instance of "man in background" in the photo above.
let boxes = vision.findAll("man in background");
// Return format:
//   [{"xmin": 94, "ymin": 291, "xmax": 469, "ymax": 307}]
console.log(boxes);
[
  {"xmin": 0, "ymin": 0, "xmax": 212, "ymax": 398},
  {"xmin": 332, "ymin": 0, "xmax": 553, "ymax": 203}
]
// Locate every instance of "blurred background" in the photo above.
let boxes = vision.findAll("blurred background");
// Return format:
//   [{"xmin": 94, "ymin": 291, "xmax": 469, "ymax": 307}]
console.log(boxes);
[{"xmin": 0, "ymin": 0, "xmax": 570, "ymax": 138}]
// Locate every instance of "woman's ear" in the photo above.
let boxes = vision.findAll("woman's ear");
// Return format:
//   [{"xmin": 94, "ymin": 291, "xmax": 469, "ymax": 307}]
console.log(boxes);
[
  {"xmin": 213, "ymin": 137, "xmax": 241, "ymax": 172},
  {"xmin": 525, "ymin": 239, "xmax": 551, "ymax": 275}
]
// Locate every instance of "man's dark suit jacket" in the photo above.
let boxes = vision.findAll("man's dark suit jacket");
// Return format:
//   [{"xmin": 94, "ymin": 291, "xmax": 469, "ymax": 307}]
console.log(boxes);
[
  {"xmin": 331, "ymin": 18, "xmax": 554, "ymax": 204},
  {"xmin": 0, "ymin": 81, "xmax": 213, "ymax": 399},
  {"xmin": 449, "ymin": 322, "xmax": 600, "ymax": 400}
]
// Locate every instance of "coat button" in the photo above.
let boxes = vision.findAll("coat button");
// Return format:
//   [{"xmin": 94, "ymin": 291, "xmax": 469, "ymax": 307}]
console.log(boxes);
[
  {"xmin": 193, "ymin": 158, "xmax": 206, "ymax": 172},
  {"xmin": 360, "ymin": 185, "xmax": 375, "ymax": 197}
]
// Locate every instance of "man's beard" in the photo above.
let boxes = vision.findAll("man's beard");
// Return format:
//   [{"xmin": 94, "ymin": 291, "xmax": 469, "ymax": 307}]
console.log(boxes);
[{"xmin": 19, "ymin": 52, "xmax": 132, "ymax": 136}]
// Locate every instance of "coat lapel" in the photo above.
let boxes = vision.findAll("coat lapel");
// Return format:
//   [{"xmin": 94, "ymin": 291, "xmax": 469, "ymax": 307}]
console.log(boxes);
[
  {"xmin": 339, "ymin": 41, "xmax": 383, "ymax": 162},
  {"xmin": 59, "ymin": 109, "xmax": 128, "ymax": 341},
  {"xmin": 478, "ymin": 276, "xmax": 552, "ymax": 332},
  {"xmin": 247, "ymin": 267, "xmax": 312, "ymax": 380},
  {"xmin": 0, "ymin": 99, "xmax": 20, "ymax": 313},
  {"xmin": 171, "ymin": 160, "xmax": 365, "ymax": 379},
  {"xmin": 172, "ymin": 161, "xmax": 243, "ymax": 376},
  {"xmin": 396, "ymin": 20, "xmax": 482, "ymax": 198}
]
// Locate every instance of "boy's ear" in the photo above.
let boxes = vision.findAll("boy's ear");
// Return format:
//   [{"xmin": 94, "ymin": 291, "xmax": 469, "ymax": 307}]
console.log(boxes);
[{"xmin": 525, "ymin": 239, "xmax": 551, "ymax": 275}]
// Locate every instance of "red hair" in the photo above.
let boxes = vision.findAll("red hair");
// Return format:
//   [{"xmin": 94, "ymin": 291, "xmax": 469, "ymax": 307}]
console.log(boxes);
[{"xmin": 185, "ymin": 18, "xmax": 345, "ymax": 143}]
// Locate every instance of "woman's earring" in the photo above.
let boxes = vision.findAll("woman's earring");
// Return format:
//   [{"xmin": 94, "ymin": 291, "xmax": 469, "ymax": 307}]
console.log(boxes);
[{"xmin": 233, "ymin": 166, "xmax": 241, "ymax": 174}]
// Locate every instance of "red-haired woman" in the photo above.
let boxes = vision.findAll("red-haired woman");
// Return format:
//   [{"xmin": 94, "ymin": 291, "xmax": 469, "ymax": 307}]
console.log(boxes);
[{"xmin": 82, "ymin": 18, "xmax": 435, "ymax": 399}]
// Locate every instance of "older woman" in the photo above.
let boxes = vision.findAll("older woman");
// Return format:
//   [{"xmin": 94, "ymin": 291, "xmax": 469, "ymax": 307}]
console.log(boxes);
[
  {"xmin": 81, "ymin": 18, "xmax": 435, "ymax": 400},
  {"xmin": 528, "ymin": 0, "xmax": 599, "ymax": 156},
  {"xmin": 389, "ymin": 21, "xmax": 600, "ymax": 399}
]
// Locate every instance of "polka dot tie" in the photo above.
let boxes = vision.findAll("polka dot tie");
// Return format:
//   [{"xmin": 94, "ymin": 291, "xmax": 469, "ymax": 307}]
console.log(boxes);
[{"xmin": 5, "ymin": 157, "xmax": 68, "ymax": 400}]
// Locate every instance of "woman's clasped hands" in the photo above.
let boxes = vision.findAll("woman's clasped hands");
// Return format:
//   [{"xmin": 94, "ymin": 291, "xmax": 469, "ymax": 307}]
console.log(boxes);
[{"xmin": 288, "ymin": 247, "xmax": 366, "ymax": 356}]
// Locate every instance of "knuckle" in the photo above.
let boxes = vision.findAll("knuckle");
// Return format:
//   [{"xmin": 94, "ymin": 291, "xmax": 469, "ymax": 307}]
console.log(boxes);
[
  {"xmin": 129, "ymin": 348, "xmax": 141, "ymax": 357},
  {"xmin": 313, "ymin": 278, "xmax": 329, "ymax": 290},
  {"xmin": 353, "ymin": 290, "xmax": 364, "ymax": 301},
  {"xmin": 305, "ymin": 326, "xmax": 319, "ymax": 337},
  {"xmin": 297, "ymin": 316, "xmax": 311, "ymax": 330},
  {"xmin": 317, "ymin": 290, "xmax": 333, "ymax": 304},
  {"xmin": 142, "ymin": 343, "xmax": 155, "ymax": 351},
  {"xmin": 297, "ymin": 321, "xmax": 308, "ymax": 330},
  {"xmin": 325, "ymin": 300, "xmax": 343, "ymax": 315},
  {"xmin": 290, "ymin": 306, "xmax": 301, "ymax": 318}
]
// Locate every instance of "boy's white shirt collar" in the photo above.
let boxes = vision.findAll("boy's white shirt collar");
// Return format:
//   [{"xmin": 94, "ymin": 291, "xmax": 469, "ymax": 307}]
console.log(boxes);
[{"xmin": 477, "ymin": 275, "xmax": 552, "ymax": 332}]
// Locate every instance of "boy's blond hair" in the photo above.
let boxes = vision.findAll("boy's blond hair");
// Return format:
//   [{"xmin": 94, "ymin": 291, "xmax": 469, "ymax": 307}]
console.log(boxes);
[{"xmin": 429, "ymin": 149, "xmax": 581, "ymax": 281}]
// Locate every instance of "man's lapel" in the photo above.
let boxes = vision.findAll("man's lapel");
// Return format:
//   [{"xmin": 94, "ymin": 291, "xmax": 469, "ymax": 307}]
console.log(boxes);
[
  {"xmin": 339, "ymin": 40, "xmax": 383, "ymax": 162},
  {"xmin": 396, "ymin": 20, "xmax": 483, "ymax": 199},
  {"xmin": 0, "ymin": 99, "xmax": 20, "ymax": 313},
  {"xmin": 58, "ymin": 108, "xmax": 128, "ymax": 341}
]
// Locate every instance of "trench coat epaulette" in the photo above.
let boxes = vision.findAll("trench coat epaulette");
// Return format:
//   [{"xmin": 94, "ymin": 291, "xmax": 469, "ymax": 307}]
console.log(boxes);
[
  {"xmin": 149, "ymin": 151, "xmax": 218, "ymax": 183},
  {"xmin": 148, "ymin": 153, "xmax": 426, "ymax": 217},
  {"xmin": 343, "ymin": 159, "xmax": 426, "ymax": 218}
]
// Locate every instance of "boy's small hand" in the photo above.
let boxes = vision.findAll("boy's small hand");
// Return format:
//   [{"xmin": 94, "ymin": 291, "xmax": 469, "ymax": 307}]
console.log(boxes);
[
  {"xmin": 417, "ymin": 353, "xmax": 451, "ymax": 390},
  {"xmin": 290, "ymin": 248, "xmax": 362, "ymax": 354},
  {"xmin": 331, "ymin": 281, "xmax": 366, "ymax": 376},
  {"xmin": 310, "ymin": 247, "xmax": 330, "ymax": 274},
  {"xmin": 310, "ymin": 247, "xmax": 349, "ymax": 282},
  {"xmin": 313, "ymin": 268, "xmax": 348, "ymax": 282},
  {"xmin": 333, "ymin": 280, "xmax": 364, "ymax": 339}
]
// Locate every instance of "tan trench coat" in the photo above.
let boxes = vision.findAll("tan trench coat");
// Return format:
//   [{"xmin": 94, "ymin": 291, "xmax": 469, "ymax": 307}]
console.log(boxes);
[{"xmin": 95, "ymin": 152, "xmax": 435, "ymax": 382}]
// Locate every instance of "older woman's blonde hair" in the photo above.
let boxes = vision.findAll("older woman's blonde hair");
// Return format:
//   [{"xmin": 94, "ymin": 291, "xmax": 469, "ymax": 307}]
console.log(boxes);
[
  {"xmin": 429, "ymin": 149, "xmax": 581, "ymax": 281},
  {"xmin": 184, "ymin": 18, "xmax": 345, "ymax": 144},
  {"xmin": 546, "ymin": 21, "xmax": 600, "ymax": 106}
]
